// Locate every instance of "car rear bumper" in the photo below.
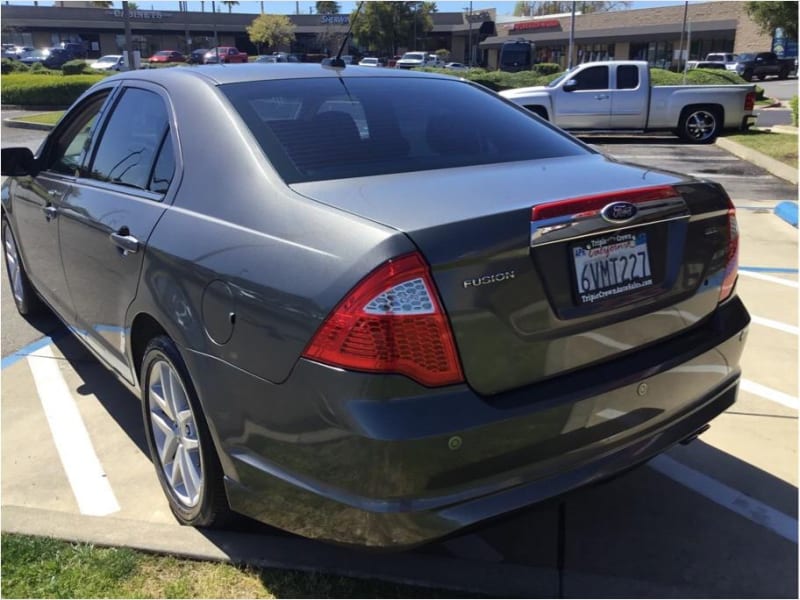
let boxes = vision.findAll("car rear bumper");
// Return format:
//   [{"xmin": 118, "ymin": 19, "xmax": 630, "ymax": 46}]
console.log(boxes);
[{"xmin": 186, "ymin": 295, "xmax": 749, "ymax": 548}]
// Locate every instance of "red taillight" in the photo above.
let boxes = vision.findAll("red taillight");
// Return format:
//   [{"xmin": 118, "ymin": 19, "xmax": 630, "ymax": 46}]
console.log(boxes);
[
  {"xmin": 720, "ymin": 204, "xmax": 739, "ymax": 302},
  {"xmin": 302, "ymin": 252, "xmax": 464, "ymax": 387},
  {"xmin": 531, "ymin": 185, "xmax": 679, "ymax": 222},
  {"xmin": 744, "ymin": 91, "xmax": 755, "ymax": 112}
]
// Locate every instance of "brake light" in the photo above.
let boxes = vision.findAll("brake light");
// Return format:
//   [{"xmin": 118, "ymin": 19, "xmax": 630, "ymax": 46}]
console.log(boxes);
[
  {"xmin": 744, "ymin": 91, "xmax": 755, "ymax": 112},
  {"xmin": 531, "ymin": 185, "xmax": 679, "ymax": 222},
  {"xmin": 719, "ymin": 203, "xmax": 739, "ymax": 302},
  {"xmin": 302, "ymin": 252, "xmax": 464, "ymax": 387}
]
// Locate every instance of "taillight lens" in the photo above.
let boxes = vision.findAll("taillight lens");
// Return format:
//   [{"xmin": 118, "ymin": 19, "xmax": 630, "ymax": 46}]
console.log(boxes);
[
  {"xmin": 302, "ymin": 252, "xmax": 464, "ymax": 387},
  {"xmin": 720, "ymin": 204, "xmax": 739, "ymax": 302},
  {"xmin": 744, "ymin": 91, "xmax": 755, "ymax": 112},
  {"xmin": 531, "ymin": 185, "xmax": 679, "ymax": 222}
]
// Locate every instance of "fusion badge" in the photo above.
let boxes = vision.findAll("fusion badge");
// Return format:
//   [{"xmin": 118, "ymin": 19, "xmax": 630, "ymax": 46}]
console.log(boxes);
[
  {"xmin": 601, "ymin": 201, "xmax": 638, "ymax": 224},
  {"xmin": 463, "ymin": 271, "xmax": 515, "ymax": 289}
]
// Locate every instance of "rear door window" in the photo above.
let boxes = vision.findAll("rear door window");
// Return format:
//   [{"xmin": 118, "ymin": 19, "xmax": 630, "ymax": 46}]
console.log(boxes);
[{"xmin": 89, "ymin": 87, "xmax": 171, "ymax": 192}]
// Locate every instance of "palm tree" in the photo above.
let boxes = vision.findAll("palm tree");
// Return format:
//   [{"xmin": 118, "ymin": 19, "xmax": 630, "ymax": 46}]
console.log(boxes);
[{"xmin": 221, "ymin": 0, "xmax": 239, "ymax": 13}]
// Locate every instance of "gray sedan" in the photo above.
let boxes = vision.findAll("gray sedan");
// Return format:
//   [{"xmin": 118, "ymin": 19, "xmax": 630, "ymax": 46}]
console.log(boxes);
[{"xmin": 1, "ymin": 64, "xmax": 749, "ymax": 547}]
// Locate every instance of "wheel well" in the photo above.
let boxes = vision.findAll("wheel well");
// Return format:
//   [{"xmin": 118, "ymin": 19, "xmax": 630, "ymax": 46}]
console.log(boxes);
[
  {"xmin": 130, "ymin": 313, "xmax": 168, "ymax": 384},
  {"xmin": 524, "ymin": 105, "xmax": 549, "ymax": 120},
  {"xmin": 680, "ymin": 104, "xmax": 724, "ymax": 125}
]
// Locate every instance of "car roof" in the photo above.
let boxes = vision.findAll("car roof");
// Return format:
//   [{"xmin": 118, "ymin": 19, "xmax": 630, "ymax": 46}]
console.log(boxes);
[{"xmin": 109, "ymin": 63, "xmax": 455, "ymax": 86}]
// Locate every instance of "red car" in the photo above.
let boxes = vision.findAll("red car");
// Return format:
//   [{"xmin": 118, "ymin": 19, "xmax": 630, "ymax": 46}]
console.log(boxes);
[
  {"xmin": 203, "ymin": 46, "xmax": 248, "ymax": 64},
  {"xmin": 149, "ymin": 50, "xmax": 186, "ymax": 63}
]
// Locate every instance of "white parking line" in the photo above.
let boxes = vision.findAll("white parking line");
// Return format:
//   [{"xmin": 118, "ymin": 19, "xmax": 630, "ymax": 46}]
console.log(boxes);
[
  {"xmin": 27, "ymin": 346, "xmax": 120, "ymax": 517},
  {"xmin": 740, "ymin": 379, "xmax": 799, "ymax": 411},
  {"xmin": 750, "ymin": 315, "xmax": 799, "ymax": 336},
  {"xmin": 649, "ymin": 455, "xmax": 798, "ymax": 544},
  {"xmin": 739, "ymin": 270, "xmax": 799, "ymax": 288}
]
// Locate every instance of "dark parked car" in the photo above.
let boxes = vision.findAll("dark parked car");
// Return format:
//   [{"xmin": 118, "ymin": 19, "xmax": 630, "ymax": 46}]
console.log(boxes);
[
  {"xmin": 187, "ymin": 48, "xmax": 208, "ymax": 64},
  {"xmin": 734, "ymin": 51, "xmax": 794, "ymax": 81},
  {"xmin": 19, "ymin": 47, "xmax": 73, "ymax": 69},
  {"xmin": 1, "ymin": 64, "xmax": 749, "ymax": 548}
]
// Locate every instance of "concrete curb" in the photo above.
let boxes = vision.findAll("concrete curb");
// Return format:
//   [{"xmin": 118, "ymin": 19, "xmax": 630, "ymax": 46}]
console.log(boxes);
[
  {"xmin": 1, "ymin": 504, "xmax": 706, "ymax": 598},
  {"xmin": 715, "ymin": 136, "xmax": 798, "ymax": 185},
  {"xmin": 774, "ymin": 201, "xmax": 799, "ymax": 227},
  {"xmin": 2, "ymin": 117, "xmax": 54, "ymax": 131}
]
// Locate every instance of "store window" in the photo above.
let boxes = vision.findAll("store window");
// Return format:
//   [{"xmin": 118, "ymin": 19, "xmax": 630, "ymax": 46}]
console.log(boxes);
[{"xmin": 577, "ymin": 43, "xmax": 615, "ymax": 63}]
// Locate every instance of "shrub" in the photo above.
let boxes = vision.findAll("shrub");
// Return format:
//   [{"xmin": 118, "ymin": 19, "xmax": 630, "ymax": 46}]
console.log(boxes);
[
  {"xmin": 791, "ymin": 95, "xmax": 798, "ymax": 127},
  {"xmin": 61, "ymin": 59, "xmax": 88, "ymax": 75},
  {"xmin": 29, "ymin": 61, "xmax": 45, "ymax": 72},
  {"xmin": 1, "ymin": 58, "xmax": 30, "ymax": 74},
  {"xmin": 534, "ymin": 62, "xmax": 560, "ymax": 75},
  {"xmin": 1, "ymin": 73, "xmax": 105, "ymax": 106}
]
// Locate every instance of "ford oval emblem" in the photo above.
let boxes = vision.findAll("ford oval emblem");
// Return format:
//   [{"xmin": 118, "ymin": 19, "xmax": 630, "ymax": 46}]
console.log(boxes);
[{"xmin": 601, "ymin": 201, "xmax": 638, "ymax": 223}]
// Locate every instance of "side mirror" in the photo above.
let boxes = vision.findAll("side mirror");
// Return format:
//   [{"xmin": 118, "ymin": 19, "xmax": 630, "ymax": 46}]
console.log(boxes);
[
  {"xmin": 563, "ymin": 79, "xmax": 578, "ymax": 92},
  {"xmin": 1, "ymin": 147, "xmax": 37, "ymax": 177}
]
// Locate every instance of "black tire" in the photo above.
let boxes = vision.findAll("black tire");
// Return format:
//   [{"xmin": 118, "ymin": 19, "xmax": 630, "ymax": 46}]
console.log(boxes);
[
  {"xmin": 757, "ymin": 74, "xmax": 767, "ymax": 81},
  {"xmin": 141, "ymin": 335, "xmax": 230, "ymax": 527},
  {"xmin": 742, "ymin": 69, "xmax": 753, "ymax": 82},
  {"xmin": 677, "ymin": 106, "xmax": 721, "ymax": 144},
  {"xmin": 2, "ymin": 217, "xmax": 44, "ymax": 317},
  {"xmin": 778, "ymin": 67, "xmax": 789, "ymax": 80}
]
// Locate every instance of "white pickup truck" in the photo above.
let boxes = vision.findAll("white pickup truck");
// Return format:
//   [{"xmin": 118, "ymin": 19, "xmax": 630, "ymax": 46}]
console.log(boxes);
[{"xmin": 500, "ymin": 60, "xmax": 757, "ymax": 143}]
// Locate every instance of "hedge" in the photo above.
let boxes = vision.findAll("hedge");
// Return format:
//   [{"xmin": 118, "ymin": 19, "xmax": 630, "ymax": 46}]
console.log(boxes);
[
  {"xmin": 1, "ymin": 58, "xmax": 29, "ymax": 74},
  {"xmin": 791, "ymin": 95, "xmax": 798, "ymax": 127},
  {"xmin": 61, "ymin": 59, "xmax": 89, "ymax": 75},
  {"xmin": 1, "ymin": 73, "xmax": 105, "ymax": 106}
]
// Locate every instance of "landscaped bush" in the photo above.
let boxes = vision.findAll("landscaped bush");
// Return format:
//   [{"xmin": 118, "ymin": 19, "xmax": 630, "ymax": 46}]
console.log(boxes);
[
  {"xmin": 791, "ymin": 95, "xmax": 798, "ymax": 126},
  {"xmin": 649, "ymin": 67, "xmax": 748, "ymax": 86},
  {"xmin": 1, "ymin": 73, "xmax": 105, "ymax": 106},
  {"xmin": 533, "ymin": 62, "xmax": 560, "ymax": 75},
  {"xmin": 61, "ymin": 59, "xmax": 88, "ymax": 75},
  {"xmin": 1, "ymin": 58, "xmax": 29, "ymax": 74}
]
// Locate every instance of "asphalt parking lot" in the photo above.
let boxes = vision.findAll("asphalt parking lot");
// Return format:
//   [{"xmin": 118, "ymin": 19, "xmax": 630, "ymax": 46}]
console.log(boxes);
[{"xmin": 1, "ymin": 125, "xmax": 797, "ymax": 597}]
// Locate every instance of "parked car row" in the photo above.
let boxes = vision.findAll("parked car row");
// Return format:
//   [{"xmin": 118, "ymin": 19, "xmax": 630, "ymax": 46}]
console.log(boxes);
[{"xmin": 686, "ymin": 51, "xmax": 796, "ymax": 81}]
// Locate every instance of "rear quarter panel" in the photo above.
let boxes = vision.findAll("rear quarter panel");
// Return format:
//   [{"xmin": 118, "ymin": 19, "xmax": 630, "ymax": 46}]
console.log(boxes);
[{"xmin": 648, "ymin": 85, "xmax": 754, "ymax": 129}]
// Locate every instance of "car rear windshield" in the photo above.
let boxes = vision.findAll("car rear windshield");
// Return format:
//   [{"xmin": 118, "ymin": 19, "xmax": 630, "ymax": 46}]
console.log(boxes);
[{"xmin": 221, "ymin": 76, "xmax": 588, "ymax": 184}]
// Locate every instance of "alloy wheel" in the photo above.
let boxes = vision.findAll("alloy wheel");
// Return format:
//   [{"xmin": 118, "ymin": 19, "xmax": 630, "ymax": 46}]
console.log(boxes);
[
  {"xmin": 685, "ymin": 110, "xmax": 717, "ymax": 142},
  {"xmin": 148, "ymin": 358, "xmax": 204, "ymax": 508},
  {"xmin": 3, "ymin": 221, "xmax": 25, "ymax": 306}
]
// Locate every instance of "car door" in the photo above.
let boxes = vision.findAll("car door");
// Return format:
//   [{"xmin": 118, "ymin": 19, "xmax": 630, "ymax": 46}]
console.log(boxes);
[
  {"xmin": 553, "ymin": 65, "xmax": 611, "ymax": 129},
  {"xmin": 9, "ymin": 89, "xmax": 115, "ymax": 318},
  {"xmin": 609, "ymin": 64, "xmax": 647, "ymax": 129},
  {"xmin": 58, "ymin": 83, "xmax": 178, "ymax": 382}
]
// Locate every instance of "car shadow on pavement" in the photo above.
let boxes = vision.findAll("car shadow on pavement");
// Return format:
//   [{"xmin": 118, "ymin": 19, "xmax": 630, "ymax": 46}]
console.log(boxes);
[{"xmin": 41, "ymin": 327, "xmax": 799, "ymax": 598}]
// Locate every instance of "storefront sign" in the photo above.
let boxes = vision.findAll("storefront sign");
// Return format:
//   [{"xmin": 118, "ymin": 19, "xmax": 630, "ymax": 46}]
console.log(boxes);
[
  {"xmin": 321, "ymin": 15, "xmax": 349, "ymax": 25},
  {"xmin": 511, "ymin": 19, "xmax": 561, "ymax": 32},
  {"xmin": 108, "ymin": 9, "xmax": 169, "ymax": 20}
]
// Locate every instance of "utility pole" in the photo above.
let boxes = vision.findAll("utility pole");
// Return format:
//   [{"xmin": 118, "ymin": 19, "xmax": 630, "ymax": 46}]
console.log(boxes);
[
  {"xmin": 122, "ymin": 0, "xmax": 134, "ymax": 70},
  {"xmin": 567, "ymin": 1, "xmax": 576, "ymax": 70},
  {"xmin": 467, "ymin": 1, "xmax": 472, "ymax": 66},
  {"xmin": 678, "ymin": 0, "xmax": 688, "ymax": 72},
  {"xmin": 211, "ymin": 0, "xmax": 218, "ymax": 47}
]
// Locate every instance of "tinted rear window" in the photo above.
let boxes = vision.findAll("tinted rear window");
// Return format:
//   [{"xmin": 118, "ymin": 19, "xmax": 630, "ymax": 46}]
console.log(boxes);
[{"xmin": 221, "ymin": 76, "xmax": 587, "ymax": 184}]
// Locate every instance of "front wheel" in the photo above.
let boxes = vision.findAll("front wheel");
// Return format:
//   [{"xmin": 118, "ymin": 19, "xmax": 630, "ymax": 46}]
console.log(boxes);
[
  {"xmin": 778, "ymin": 67, "xmax": 789, "ymax": 80},
  {"xmin": 742, "ymin": 69, "xmax": 753, "ymax": 81},
  {"xmin": 2, "ymin": 217, "xmax": 43, "ymax": 317},
  {"xmin": 141, "ymin": 335, "xmax": 230, "ymax": 527},
  {"xmin": 678, "ymin": 107, "xmax": 721, "ymax": 144}
]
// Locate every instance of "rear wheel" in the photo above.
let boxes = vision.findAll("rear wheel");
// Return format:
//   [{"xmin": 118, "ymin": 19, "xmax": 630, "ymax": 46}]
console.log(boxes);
[
  {"xmin": 742, "ymin": 69, "xmax": 753, "ymax": 81},
  {"xmin": 141, "ymin": 335, "xmax": 230, "ymax": 527},
  {"xmin": 678, "ymin": 106, "xmax": 721, "ymax": 144},
  {"xmin": 757, "ymin": 74, "xmax": 767, "ymax": 81},
  {"xmin": 2, "ymin": 217, "xmax": 43, "ymax": 317},
  {"xmin": 778, "ymin": 67, "xmax": 789, "ymax": 80}
]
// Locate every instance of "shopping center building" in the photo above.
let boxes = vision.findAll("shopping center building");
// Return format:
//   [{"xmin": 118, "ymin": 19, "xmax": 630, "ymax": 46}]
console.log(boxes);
[{"xmin": 0, "ymin": 1, "xmax": 786, "ymax": 67}]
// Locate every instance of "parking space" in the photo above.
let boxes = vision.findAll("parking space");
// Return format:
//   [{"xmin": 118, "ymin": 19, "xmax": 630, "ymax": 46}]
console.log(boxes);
[{"xmin": 2, "ymin": 129, "xmax": 797, "ymax": 597}]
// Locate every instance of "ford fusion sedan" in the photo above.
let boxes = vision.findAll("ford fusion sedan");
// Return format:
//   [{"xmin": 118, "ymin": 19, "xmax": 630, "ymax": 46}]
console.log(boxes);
[{"xmin": 1, "ymin": 64, "xmax": 749, "ymax": 548}]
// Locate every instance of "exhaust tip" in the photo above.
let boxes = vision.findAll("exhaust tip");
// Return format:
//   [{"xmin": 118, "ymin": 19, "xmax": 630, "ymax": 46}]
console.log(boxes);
[{"xmin": 680, "ymin": 423, "xmax": 711, "ymax": 446}]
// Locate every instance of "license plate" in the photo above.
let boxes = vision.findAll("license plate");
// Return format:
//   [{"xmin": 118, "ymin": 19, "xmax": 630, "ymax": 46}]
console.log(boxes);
[{"xmin": 572, "ymin": 232, "xmax": 653, "ymax": 304}]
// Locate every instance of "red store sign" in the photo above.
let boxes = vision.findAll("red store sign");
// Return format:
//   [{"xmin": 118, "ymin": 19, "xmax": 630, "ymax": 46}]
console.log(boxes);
[{"xmin": 511, "ymin": 19, "xmax": 561, "ymax": 31}]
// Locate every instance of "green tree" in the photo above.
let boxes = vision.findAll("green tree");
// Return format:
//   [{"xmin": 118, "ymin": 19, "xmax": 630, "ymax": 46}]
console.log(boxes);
[
  {"xmin": 745, "ymin": 1, "xmax": 798, "ymax": 39},
  {"xmin": 222, "ymin": 0, "xmax": 239, "ymax": 13},
  {"xmin": 514, "ymin": 1, "xmax": 629, "ymax": 16},
  {"xmin": 247, "ymin": 13, "xmax": 296, "ymax": 52},
  {"xmin": 351, "ymin": 2, "xmax": 435, "ymax": 56},
  {"xmin": 316, "ymin": 1, "xmax": 341, "ymax": 14}
]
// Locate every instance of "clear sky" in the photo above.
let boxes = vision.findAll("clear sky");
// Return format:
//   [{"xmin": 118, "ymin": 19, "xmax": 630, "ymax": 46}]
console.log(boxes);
[{"xmin": 3, "ymin": 0, "xmax": 694, "ymax": 17}]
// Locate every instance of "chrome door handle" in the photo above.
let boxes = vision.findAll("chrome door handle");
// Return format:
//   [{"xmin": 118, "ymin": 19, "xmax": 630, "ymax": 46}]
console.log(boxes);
[
  {"xmin": 595, "ymin": 94, "xmax": 609, "ymax": 100},
  {"xmin": 110, "ymin": 230, "xmax": 140, "ymax": 255},
  {"xmin": 42, "ymin": 205, "xmax": 58, "ymax": 220}
]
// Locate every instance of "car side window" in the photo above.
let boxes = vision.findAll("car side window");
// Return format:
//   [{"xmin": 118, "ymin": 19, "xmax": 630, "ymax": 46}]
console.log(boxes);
[
  {"xmin": 572, "ymin": 66, "xmax": 609, "ymax": 91},
  {"xmin": 616, "ymin": 65, "xmax": 639, "ymax": 90},
  {"xmin": 47, "ymin": 93, "xmax": 110, "ymax": 176},
  {"xmin": 89, "ymin": 87, "xmax": 170, "ymax": 191}
]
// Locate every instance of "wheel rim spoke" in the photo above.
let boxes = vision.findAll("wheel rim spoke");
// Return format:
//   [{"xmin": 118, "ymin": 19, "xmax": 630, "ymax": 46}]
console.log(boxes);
[
  {"xmin": 4, "ymin": 227, "xmax": 24, "ymax": 304},
  {"xmin": 147, "ymin": 357, "xmax": 203, "ymax": 508}
]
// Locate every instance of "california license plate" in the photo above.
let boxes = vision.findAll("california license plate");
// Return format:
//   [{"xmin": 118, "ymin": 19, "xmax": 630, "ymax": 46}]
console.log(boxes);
[{"xmin": 572, "ymin": 232, "xmax": 653, "ymax": 304}]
